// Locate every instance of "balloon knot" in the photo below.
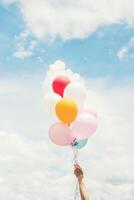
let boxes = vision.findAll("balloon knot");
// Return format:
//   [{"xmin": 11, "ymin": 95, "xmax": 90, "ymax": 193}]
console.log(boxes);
[{"xmin": 71, "ymin": 138, "xmax": 78, "ymax": 146}]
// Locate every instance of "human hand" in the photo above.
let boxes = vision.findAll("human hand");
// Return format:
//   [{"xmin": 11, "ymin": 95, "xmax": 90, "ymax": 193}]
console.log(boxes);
[{"xmin": 74, "ymin": 164, "xmax": 84, "ymax": 181}]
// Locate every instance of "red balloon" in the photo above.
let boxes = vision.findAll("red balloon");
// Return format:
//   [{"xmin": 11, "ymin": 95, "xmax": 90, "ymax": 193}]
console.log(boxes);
[{"xmin": 52, "ymin": 76, "xmax": 71, "ymax": 97}]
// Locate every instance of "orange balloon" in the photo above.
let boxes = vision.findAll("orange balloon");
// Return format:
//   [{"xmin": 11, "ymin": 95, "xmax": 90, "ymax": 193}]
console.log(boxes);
[{"xmin": 55, "ymin": 98, "xmax": 78, "ymax": 124}]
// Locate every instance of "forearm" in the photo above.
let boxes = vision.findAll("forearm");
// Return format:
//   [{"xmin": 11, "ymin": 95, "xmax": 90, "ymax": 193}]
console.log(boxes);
[{"xmin": 78, "ymin": 177, "xmax": 89, "ymax": 200}]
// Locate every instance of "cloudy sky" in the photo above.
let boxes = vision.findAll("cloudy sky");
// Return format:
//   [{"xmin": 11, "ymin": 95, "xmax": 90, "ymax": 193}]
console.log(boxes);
[{"xmin": 0, "ymin": 1, "xmax": 134, "ymax": 199}]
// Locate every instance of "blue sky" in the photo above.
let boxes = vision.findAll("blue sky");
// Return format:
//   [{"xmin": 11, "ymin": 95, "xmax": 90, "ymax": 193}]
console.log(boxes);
[{"xmin": 0, "ymin": 2, "xmax": 134, "ymax": 79}]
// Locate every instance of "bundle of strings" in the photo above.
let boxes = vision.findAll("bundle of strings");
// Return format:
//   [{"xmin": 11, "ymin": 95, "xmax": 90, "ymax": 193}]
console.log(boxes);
[{"xmin": 72, "ymin": 145, "xmax": 79, "ymax": 200}]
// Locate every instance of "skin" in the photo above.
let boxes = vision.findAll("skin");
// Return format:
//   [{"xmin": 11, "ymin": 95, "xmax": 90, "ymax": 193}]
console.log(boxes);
[{"xmin": 74, "ymin": 164, "xmax": 90, "ymax": 200}]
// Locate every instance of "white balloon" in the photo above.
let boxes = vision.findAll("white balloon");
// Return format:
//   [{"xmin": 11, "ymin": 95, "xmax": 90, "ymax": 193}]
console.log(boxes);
[
  {"xmin": 43, "ymin": 93, "xmax": 61, "ymax": 114},
  {"xmin": 63, "ymin": 82, "xmax": 87, "ymax": 107},
  {"xmin": 80, "ymin": 106, "xmax": 98, "ymax": 118}
]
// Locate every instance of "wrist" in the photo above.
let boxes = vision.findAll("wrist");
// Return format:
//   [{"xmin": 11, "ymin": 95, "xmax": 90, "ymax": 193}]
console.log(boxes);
[{"xmin": 77, "ymin": 175, "xmax": 84, "ymax": 183}]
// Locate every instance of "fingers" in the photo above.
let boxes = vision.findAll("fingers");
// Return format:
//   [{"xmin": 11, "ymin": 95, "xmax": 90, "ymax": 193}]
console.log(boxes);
[
  {"xmin": 74, "ymin": 164, "xmax": 84, "ymax": 179},
  {"xmin": 74, "ymin": 164, "xmax": 83, "ymax": 175},
  {"xmin": 74, "ymin": 163, "xmax": 81, "ymax": 170},
  {"xmin": 74, "ymin": 163, "xmax": 80, "ymax": 168}
]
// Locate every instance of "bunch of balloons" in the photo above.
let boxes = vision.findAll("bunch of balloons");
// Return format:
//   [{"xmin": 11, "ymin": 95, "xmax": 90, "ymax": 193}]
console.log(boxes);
[{"xmin": 44, "ymin": 75, "xmax": 98, "ymax": 149}]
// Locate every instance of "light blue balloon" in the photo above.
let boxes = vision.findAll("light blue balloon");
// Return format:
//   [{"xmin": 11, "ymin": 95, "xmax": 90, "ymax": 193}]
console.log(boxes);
[{"xmin": 77, "ymin": 139, "xmax": 88, "ymax": 149}]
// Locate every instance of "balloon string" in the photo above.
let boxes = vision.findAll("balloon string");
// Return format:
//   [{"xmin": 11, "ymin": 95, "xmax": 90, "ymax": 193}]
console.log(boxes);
[
  {"xmin": 73, "ymin": 145, "xmax": 78, "ymax": 164},
  {"xmin": 72, "ymin": 145, "xmax": 79, "ymax": 200}
]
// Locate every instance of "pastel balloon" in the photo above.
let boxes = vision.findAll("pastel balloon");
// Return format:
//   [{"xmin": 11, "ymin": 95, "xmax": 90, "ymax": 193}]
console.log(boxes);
[
  {"xmin": 43, "ymin": 93, "xmax": 61, "ymax": 114},
  {"xmin": 64, "ymin": 82, "xmax": 87, "ymax": 106},
  {"xmin": 49, "ymin": 123, "xmax": 73, "ymax": 146},
  {"xmin": 77, "ymin": 139, "xmax": 88, "ymax": 149},
  {"xmin": 81, "ymin": 107, "xmax": 98, "ymax": 118},
  {"xmin": 71, "ymin": 113, "xmax": 97, "ymax": 140},
  {"xmin": 52, "ymin": 76, "xmax": 71, "ymax": 97},
  {"xmin": 55, "ymin": 98, "xmax": 78, "ymax": 124}
]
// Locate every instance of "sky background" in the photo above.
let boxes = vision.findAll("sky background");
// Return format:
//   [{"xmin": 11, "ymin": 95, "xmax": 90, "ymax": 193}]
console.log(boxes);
[{"xmin": 0, "ymin": 0, "xmax": 134, "ymax": 199}]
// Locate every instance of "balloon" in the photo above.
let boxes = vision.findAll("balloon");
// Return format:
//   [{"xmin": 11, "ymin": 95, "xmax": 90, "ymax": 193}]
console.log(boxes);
[
  {"xmin": 52, "ymin": 76, "xmax": 71, "ymax": 97},
  {"xmin": 55, "ymin": 98, "xmax": 78, "ymax": 124},
  {"xmin": 71, "ymin": 113, "xmax": 97, "ymax": 140},
  {"xmin": 77, "ymin": 139, "xmax": 88, "ymax": 149},
  {"xmin": 43, "ymin": 93, "xmax": 61, "ymax": 114},
  {"xmin": 64, "ymin": 82, "xmax": 87, "ymax": 107},
  {"xmin": 49, "ymin": 123, "xmax": 74, "ymax": 146},
  {"xmin": 81, "ymin": 107, "xmax": 98, "ymax": 118}
]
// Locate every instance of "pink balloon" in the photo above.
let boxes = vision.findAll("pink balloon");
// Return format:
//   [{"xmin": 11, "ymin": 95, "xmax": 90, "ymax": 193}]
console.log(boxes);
[
  {"xmin": 49, "ymin": 123, "xmax": 74, "ymax": 146},
  {"xmin": 71, "ymin": 113, "xmax": 97, "ymax": 140},
  {"xmin": 81, "ymin": 107, "xmax": 98, "ymax": 118}
]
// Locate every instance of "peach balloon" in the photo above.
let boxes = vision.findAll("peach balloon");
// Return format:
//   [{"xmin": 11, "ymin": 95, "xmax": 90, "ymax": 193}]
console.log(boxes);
[{"xmin": 49, "ymin": 123, "xmax": 74, "ymax": 146}]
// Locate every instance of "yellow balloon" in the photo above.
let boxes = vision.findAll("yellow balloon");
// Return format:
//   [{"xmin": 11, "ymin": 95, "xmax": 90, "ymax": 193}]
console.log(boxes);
[{"xmin": 55, "ymin": 98, "xmax": 78, "ymax": 124}]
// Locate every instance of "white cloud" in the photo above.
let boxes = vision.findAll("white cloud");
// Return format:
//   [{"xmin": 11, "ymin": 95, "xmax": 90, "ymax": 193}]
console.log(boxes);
[
  {"xmin": 0, "ymin": 62, "xmax": 134, "ymax": 199},
  {"xmin": 117, "ymin": 36, "xmax": 134, "ymax": 60},
  {"xmin": 13, "ymin": 31, "xmax": 37, "ymax": 59},
  {"xmin": 0, "ymin": 130, "xmax": 74, "ymax": 200},
  {"xmin": 43, "ymin": 60, "xmax": 84, "ymax": 93},
  {"xmin": 4, "ymin": 0, "xmax": 134, "ymax": 40},
  {"xmin": 0, "ymin": 0, "xmax": 18, "ymax": 5},
  {"xmin": 13, "ymin": 50, "xmax": 33, "ymax": 58},
  {"xmin": 117, "ymin": 47, "xmax": 128, "ymax": 60}
]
